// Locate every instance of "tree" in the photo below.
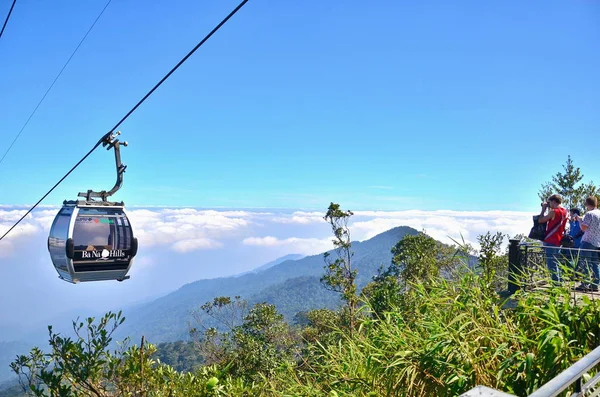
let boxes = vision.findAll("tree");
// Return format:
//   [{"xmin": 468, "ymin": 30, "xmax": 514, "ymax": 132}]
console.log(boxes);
[
  {"xmin": 361, "ymin": 233, "xmax": 465, "ymax": 318},
  {"xmin": 189, "ymin": 297, "xmax": 299, "ymax": 381},
  {"xmin": 9, "ymin": 311, "xmax": 155, "ymax": 397},
  {"xmin": 230, "ymin": 303, "xmax": 299, "ymax": 380},
  {"xmin": 154, "ymin": 341, "xmax": 203, "ymax": 373},
  {"xmin": 189, "ymin": 296, "xmax": 249, "ymax": 366},
  {"xmin": 476, "ymin": 231, "xmax": 508, "ymax": 293},
  {"xmin": 538, "ymin": 155, "xmax": 598, "ymax": 211},
  {"xmin": 320, "ymin": 202, "xmax": 358, "ymax": 330},
  {"xmin": 10, "ymin": 311, "xmax": 239, "ymax": 396},
  {"xmin": 191, "ymin": 296, "xmax": 249, "ymax": 333},
  {"xmin": 296, "ymin": 309, "xmax": 340, "ymax": 345},
  {"xmin": 361, "ymin": 268, "xmax": 403, "ymax": 318},
  {"xmin": 389, "ymin": 232, "xmax": 455, "ymax": 287}
]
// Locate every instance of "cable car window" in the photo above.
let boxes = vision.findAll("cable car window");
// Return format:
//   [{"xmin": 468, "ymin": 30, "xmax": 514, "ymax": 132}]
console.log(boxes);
[
  {"xmin": 72, "ymin": 208, "xmax": 132, "ymax": 254},
  {"xmin": 50, "ymin": 208, "xmax": 72, "ymax": 241},
  {"xmin": 49, "ymin": 208, "xmax": 72, "ymax": 271},
  {"xmin": 72, "ymin": 217, "xmax": 115, "ymax": 250}
]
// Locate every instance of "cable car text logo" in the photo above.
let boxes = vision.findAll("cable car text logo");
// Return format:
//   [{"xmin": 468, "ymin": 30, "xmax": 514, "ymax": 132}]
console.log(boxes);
[
  {"xmin": 81, "ymin": 249, "xmax": 126, "ymax": 259},
  {"xmin": 76, "ymin": 217, "xmax": 115, "ymax": 224}
]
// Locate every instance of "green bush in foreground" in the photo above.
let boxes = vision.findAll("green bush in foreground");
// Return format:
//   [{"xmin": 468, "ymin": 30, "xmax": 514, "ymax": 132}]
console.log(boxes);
[
  {"xmin": 271, "ymin": 269, "xmax": 600, "ymax": 397},
  {"xmin": 10, "ymin": 268, "xmax": 600, "ymax": 397}
]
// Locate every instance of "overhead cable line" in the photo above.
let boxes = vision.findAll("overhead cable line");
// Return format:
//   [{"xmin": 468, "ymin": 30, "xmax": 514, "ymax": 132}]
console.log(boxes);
[
  {"xmin": 0, "ymin": 0, "xmax": 16, "ymax": 40},
  {"xmin": 0, "ymin": 0, "xmax": 112, "ymax": 167},
  {"xmin": 0, "ymin": 0, "xmax": 249, "ymax": 242}
]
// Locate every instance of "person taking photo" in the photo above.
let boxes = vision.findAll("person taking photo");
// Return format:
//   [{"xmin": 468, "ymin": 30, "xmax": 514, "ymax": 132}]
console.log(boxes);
[{"xmin": 537, "ymin": 194, "xmax": 568, "ymax": 283}]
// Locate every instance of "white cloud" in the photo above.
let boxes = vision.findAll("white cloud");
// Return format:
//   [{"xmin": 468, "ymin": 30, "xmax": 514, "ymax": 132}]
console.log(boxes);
[
  {"xmin": 172, "ymin": 238, "xmax": 223, "ymax": 253},
  {"xmin": 350, "ymin": 210, "xmax": 532, "ymax": 248},
  {"xmin": 0, "ymin": 209, "xmax": 45, "ymax": 257},
  {"xmin": 0, "ymin": 207, "xmax": 251, "ymax": 257},
  {"xmin": 127, "ymin": 208, "xmax": 250, "ymax": 252},
  {"xmin": 0, "ymin": 208, "xmax": 53, "ymax": 258},
  {"xmin": 272, "ymin": 211, "xmax": 325, "ymax": 225},
  {"xmin": 0, "ymin": 222, "xmax": 39, "ymax": 239},
  {"xmin": 0, "ymin": 209, "xmax": 32, "ymax": 223},
  {"xmin": 243, "ymin": 236, "xmax": 333, "ymax": 255},
  {"xmin": 0, "ymin": 206, "xmax": 536, "ymax": 259},
  {"xmin": 35, "ymin": 210, "xmax": 61, "ymax": 231}
]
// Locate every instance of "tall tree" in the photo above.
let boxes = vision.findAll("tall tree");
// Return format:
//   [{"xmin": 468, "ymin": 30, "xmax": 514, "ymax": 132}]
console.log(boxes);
[
  {"xmin": 320, "ymin": 202, "xmax": 358, "ymax": 330},
  {"xmin": 538, "ymin": 155, "xmax": 598, "ymax": 211},
  {"xmin": 362, "ymin": 232, "xmax": 464, "ymax": 318},
  {"xmin": 189, "ymin": 297, "xmax": 298, "ymax": 381},
  {"xmin": 476, "ymin": 231, "xmax": 508, "ymax": 293},
  {"xmin": 189, "ymin": 296, "xmax": 249, "ymax": 366},
  {"xmin": 388, "ymin": 232, "xmax": 458, "ymax": 287}
]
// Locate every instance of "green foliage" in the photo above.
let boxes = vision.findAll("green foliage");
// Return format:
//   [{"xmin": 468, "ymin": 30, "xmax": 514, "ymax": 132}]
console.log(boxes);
[
  {"xmin": 390, "ymin": 232, "xmax": 441, "ymax": 286},
  {"xmin": 189, "ymin": 295, "xmax": 249, "ymax": 367},
  {"xmin": 10, "ymin": 311, "xmax": 126, "ymax": 396},
  {"xmin": 477, "ymin": 231, "xmax": 508, "ymax": 293},
  {"xmin": 538, "ymin": 155, "xmax": 598, "ymax": 211},
  {"xmin": 104, "ymin": 226, "xmax": 417, "ymax": 345},
  {"xmin": 13, "ymin": 226, "xmax": 600, "ymax": 397},
  {"xmin": 153, "ymin": 341, "xmax": 202, "ymax": 373},
  {"xmin": 361, "ymin": 269, "xmax": 403, "ymax": 319},
  {"xmin": 9, "ymin": 312, "xmax": 266, "ymax": 396},
  {"xmin": 321, "ymin": 203, "xmax": 358, "ymax": 329},
  {"xmin": 297, "ymin": 309, "xmax": 340, "ymax": 345},
  {"xmin": 190, "ymin": 297, "xmax": 300, "ymax": 383},
  {"xmin": 362, "ymin": 232, "xmax": 470, "ymax": 319},
  {"xmin": 391, "ymin": 232, "xmax": 464, "ymax": 286},
  {"xmin": 230, "ymin": 303, "xmax": 299, "ymax": 380},
  {"xmin": 271, "ymin": 272, "xmax": 600, "ymax": 397}
]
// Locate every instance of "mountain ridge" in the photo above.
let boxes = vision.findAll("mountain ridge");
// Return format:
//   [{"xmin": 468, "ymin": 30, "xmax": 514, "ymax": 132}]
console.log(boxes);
[
  {"xmin": 112, "ymin": 226, "xmax": 421, "ymax": 343},
  {"xmin": 0, "ymin": 225, "xmax": 462, "ymax": 383}
]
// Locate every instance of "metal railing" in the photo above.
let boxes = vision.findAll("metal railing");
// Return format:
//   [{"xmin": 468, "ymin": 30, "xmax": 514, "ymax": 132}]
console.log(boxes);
[
  {"xmin": 459, "ymin": 239, "xmax": 600, "ymax": 397},
  {"xmin": 528, "ymin": 344, "xmax": 600, "ymax": 397},
  {"xmin": 460, "ymin": 344, "xmax": 600, "ymax": 396},
  {"xmin": 508, "ymin": 239, "xmax": 600, "ymax": 294}
]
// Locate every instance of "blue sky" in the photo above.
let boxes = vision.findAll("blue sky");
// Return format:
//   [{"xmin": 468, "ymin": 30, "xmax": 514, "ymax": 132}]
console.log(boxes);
[
  {"xmin": 0, "ymin": 0, "xmax": 598, "ymax": 211},
  {"xmin": 0, "ymin": 0, "xmax": 598, "ymax": 363}
]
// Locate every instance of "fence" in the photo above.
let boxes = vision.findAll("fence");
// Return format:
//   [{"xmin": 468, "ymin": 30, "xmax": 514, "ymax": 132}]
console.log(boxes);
[
  {"xmin": 507, "ymin": 239, "xmax": 600, "ymax": 294},
  {"xmin": 459, "ymin": 239, "xmax": 600, "ymax": 396},
  {"xmin": 461, "ymin": 343, "xmax": 600, "ymax": 396}
]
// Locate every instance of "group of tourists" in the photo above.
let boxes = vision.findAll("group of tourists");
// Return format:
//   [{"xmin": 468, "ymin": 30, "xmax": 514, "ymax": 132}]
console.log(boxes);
[{"xmin": 538, "ymin": 194, "xmax": 600, "ymax": 291}]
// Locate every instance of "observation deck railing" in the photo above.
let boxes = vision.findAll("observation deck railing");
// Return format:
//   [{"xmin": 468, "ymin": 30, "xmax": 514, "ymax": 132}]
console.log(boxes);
[{"xmin": 461, "ymin": 240, "xmax": 600, "ymax": 396}]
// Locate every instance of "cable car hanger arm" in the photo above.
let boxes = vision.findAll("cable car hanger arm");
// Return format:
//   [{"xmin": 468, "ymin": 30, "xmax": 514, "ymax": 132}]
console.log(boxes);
[
  {"xmin": 0, "ymin": 0, "xmax": 249, "ymax": 242},
  {"xmin": 78, "ymin": 131, "xmax": 127, "ymax": 202}
]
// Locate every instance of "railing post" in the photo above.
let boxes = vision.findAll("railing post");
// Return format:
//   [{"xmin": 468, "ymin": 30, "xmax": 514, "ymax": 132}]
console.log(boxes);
[
  {"xmin": 508, "ymin": 239, "xmax": 521, "ymax": 293},
  {"xmin": 575, "ymin": 376, "xmax": 582, "ymax": 393}
]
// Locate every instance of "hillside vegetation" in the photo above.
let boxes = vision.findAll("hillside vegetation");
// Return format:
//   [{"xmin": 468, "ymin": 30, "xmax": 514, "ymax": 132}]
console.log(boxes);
[
  {"xmin": 111, "ymin": 226, "xmax": 420, "ymax": 343},
  {"xmin": 5, "ymin": 258, "xmax": 600, "ymax": 396},
  {"xmin": 5, "ymin": 196, "xmax": 600, "ymax": 396}
]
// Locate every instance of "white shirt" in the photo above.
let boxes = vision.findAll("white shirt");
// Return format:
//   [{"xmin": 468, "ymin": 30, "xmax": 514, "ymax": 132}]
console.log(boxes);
[{"xmin": 582, "ymin": 208, "xmax": 600, "ymax": 247}]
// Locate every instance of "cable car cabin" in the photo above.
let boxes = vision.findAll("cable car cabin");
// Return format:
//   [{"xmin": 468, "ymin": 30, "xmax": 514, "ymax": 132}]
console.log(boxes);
[{"xmin": 48, "ymin": 201, "xmax": 138, "ymax": 283}]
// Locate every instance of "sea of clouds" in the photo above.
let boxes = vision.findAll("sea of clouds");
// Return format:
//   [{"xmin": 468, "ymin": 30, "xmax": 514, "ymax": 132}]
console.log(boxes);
[
  {"xmin": 0, "ymin": 205, "xmax": 534, "ymax": 258},
  {"xmin": 0, "ymin": 205, "xmax": 534, "ymax": 337}
]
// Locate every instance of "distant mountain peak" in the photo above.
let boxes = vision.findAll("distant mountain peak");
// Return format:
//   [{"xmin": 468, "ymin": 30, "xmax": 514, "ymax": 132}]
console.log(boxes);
[
  {"xmin": 371, "ymin": 225, "xmax": 420, "ymax": 239},
  {"xmin": 351, "ymin": 226, "xmax": 420, "ymax": 247},
  {"xmin": 109, "ymin": 225, "xmax": 423, "ymax": 343},
  {"xmin": 237, "ymin": 254, "xmax": 306, "ymax": 276}
]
